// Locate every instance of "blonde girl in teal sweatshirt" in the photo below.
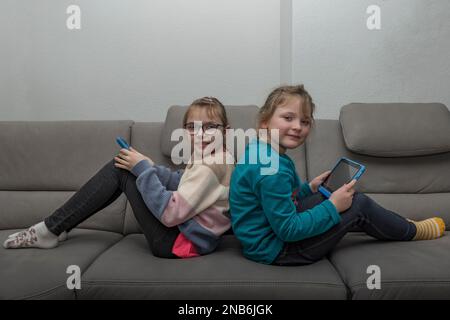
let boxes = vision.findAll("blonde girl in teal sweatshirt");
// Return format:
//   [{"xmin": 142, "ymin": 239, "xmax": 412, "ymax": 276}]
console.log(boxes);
[{"xmin": 229, "ymin": 85, "xmax": 445, "ymax": 265}]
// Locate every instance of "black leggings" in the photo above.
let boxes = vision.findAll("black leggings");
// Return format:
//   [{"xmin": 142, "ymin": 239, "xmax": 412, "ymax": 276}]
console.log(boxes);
[
  {"xmin": 44, "ymin": 159, "xmax": 180, "ymax": 258},
  {"xmin": 273, "ymin": 192, "xmax": 417, "ymax": 266}
]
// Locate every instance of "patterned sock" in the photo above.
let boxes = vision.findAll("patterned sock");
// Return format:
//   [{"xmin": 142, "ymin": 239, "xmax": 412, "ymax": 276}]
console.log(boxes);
[
  {"xmin": 407, "ymin": 217, "xmax": 446, "ymax": 241},
  {"xmin": 3, "ymin": 222, "xmax": 59, "ymax": 249},
  {"xmin": 8, "ymin": 230, "xmax": 68, "ymax": 242}
]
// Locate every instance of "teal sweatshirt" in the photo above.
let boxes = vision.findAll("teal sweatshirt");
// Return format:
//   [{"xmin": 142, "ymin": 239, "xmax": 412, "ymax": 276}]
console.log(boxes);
[{"xmin": 229, "ymin": 139, "xmax": 341, "ymax": 264}]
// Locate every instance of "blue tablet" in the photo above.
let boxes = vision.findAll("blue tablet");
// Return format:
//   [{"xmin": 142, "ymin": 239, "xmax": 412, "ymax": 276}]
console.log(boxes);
[
  {"xmin": 318, "ymin": 157, "xmax": 366, "ymax": 198},
  {"xmin": 116, "ymin": 136, "xmax": 130, "ymax": 149}
]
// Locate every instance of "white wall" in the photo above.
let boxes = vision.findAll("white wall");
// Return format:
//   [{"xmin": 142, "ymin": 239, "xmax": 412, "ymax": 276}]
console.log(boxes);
[
  {"xmin": 292, "ymin": 0, "xmax": 450, "ymax": 119},
  {"xmin": 0, "ymin": 0, "xmax": 280, "ymax": 121},
  {"xmin": 1, "ymin": 0, "xmax": 449, "ymax": 121}
]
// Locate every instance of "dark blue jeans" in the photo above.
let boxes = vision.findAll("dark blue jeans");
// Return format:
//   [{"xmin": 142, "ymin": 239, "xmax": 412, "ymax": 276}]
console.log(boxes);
[
  {"xmin": 273, "ymin": 192, "xmax": 417, "ymax": 266},
  {"xmin": 44, "ymin": 159, "xmax": 180, "ymax": 258}
]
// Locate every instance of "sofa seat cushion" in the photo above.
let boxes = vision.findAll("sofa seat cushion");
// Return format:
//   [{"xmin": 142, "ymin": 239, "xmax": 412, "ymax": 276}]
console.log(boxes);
[
  {"xmin": 0, "ymin": 229, "xmax": 123, "ymax": 300},
  {"xmin": 329, "ymin": 232, "xmax": 450, "ymax": 300},
  {"xmin": 79, "ymin": 235, "xmax": 348, "ymax": 299}
]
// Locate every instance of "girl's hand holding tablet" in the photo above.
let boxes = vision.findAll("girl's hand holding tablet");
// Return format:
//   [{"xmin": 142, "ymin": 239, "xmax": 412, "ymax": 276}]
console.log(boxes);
[
  {"xmin": 114, "ymin": 147, "xmax": 154, "ymax": 171},
  {"xmin": 309, "ymin": 170, "xmax": 332, "ymax": 193},
  {"xmin": 329, "ymin": 179, "xmax": 357, "ymax": 213}
]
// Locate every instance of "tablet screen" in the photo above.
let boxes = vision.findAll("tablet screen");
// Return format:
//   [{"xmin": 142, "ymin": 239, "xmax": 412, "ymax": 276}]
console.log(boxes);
[{"xmin": 322, "ymin": 160, "xmax": 360, "ymax": 192}]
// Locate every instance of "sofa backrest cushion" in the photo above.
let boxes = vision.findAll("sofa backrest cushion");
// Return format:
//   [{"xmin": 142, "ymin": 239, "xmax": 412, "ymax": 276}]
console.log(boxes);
[
  {"xmin": 0, "ymin": 121, "xmax": 133, "ymax": 232},
  {"xmin": 339, "ymin": 103, "xmax": 450, "ymax": 157},
  {"xmin": 305, "ymin": 119, "xmax": 450, "ymax": 228}
]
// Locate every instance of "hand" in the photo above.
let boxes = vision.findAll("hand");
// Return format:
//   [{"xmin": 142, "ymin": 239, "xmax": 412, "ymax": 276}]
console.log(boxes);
[
  {"xmin": 128, "ymin": 147, "xmax": 154, "ymax": 166},
  {"xmin": 114, "ymin": 147, "xmax": 154, "ymax": 172},
  {"xmin": 309, "ymin": 170, "xmax": 332, "ymax": 193},
  {"xmin": 329, "ymin": 179, "xmax": 357, "ymax": 213}
]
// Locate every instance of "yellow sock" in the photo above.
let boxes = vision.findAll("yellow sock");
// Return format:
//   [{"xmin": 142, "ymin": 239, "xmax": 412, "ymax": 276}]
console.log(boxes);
[{"xmin": 407, "ymin": 217, "xmax": 446, "ymax": 241}]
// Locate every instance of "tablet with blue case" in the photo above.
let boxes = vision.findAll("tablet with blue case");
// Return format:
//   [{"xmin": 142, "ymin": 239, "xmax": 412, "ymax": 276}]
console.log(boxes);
[{"xmin": 318, "ymin": 157, "xmax": 366, "ymax": 198}]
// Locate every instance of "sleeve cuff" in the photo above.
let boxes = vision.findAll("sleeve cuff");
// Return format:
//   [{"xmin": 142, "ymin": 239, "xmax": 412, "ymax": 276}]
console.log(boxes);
[
  {"xmin": 299, "ymin": 181, "xmax": 313, "ymax": 197},
  {"xmin": 131, "ymin": 159, "xmax": 153, "ymax": 177}
]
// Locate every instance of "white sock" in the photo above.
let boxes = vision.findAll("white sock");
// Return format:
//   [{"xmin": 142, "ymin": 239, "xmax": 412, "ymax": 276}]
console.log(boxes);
[
  {"xmin": 3, "ymin": 222, "xmax": 59, "ymax": 249},
  {"xmin": 58, "ymin": 231, "xmax": 69, "ymax": 242},
  {"xmin": 8, "ymin": 230, "xmax": 68, "ymax": 242}
]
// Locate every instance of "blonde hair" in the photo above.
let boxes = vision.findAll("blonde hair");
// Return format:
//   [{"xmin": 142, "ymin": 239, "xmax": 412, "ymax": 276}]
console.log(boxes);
[
  {"xmin": 183, "ymin": 97, "xmax": 229, "ymax": 128},
  {"xmin": 258, "ymin": 84, "xmax": 315, "ymax": 129}
]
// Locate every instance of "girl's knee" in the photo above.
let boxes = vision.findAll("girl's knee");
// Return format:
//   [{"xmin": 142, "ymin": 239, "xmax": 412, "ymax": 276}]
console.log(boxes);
[
  {"xmin": 351, "ymin": 192, "xmax": 375, "ymax": 219},
  {"xmin": 109, "ymin": 158, "xmax": 130, "ymax": 176},
  {"xmin": 106, "ymin": 158, "xmax": 118, "ymax": 171},
  {"xmin": 353, "ymin": 192, "xmax": 369, "ymax": 207}
]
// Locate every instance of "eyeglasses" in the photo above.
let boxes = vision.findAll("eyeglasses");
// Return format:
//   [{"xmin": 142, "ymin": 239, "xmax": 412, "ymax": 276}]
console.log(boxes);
[{"xmin": 183, "ymin": 122, "xmax": 224, "ymax": 135}]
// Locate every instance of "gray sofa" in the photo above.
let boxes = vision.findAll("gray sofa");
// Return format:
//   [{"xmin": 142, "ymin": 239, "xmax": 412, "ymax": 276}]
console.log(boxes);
[{"xmin": 1, "ymin": 103, "xmax": 449, "ymax": 300}]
